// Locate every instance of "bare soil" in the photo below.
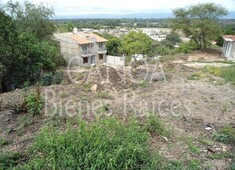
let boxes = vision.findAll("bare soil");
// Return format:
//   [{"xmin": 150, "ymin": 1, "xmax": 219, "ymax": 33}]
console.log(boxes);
[{"xmin": 0, "ymin": 51, "xmax": 234, "ymax": 169}]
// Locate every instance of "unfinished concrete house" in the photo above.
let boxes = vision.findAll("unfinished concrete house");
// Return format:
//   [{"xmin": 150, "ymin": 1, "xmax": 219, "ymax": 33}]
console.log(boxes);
[
  {"xmin": 54, "ymin": 29, "xmax": 108, "ymax": 66},
  {"xmin": 222, "ymin": 35, "xmax": 235, "ymax": 61}
]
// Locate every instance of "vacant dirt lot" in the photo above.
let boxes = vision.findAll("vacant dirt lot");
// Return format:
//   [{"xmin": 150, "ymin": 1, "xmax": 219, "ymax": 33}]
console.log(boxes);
[{"xmin": 0, "ymin": 52, "xmax": 234, "ymax": 169}]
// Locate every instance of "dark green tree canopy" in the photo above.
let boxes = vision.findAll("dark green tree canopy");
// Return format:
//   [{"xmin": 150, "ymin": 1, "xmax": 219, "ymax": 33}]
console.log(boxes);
[
  {"xmin": 121, "ymin": 31, "xmax": 153, "ymax": 57},
  {"xmin": 171, "ymin": 3, "xmax": 228, "ymax": 50},
  {"xmin": 0, "ymin": 1, "xmax": 61, "ymax": 91}
]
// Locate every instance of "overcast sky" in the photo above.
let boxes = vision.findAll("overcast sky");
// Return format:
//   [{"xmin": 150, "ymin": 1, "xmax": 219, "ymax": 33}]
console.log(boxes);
[{"xmin": 1, "ymin": 0, "xmax": 235, "ymax": 16}]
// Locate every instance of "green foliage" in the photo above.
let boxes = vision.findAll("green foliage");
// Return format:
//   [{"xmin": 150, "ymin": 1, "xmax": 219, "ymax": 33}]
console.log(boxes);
[
  {"xmin": 0, "ymin": 138, "xmax": 8, "ymax": 146},
  {"xmin": 203, "ymin": 66, "xmax": 222, "ymax": 77},
  {"xmin": 41, "ymin": 71, "xmax": 64, "ymax": 86},
  {"xmin": 96, "ymin": 33, "xmax": 122, "ymax": 56},
  {"xmin": 156, "ymin": 45, "xmax": 172, "ymax": 56},
  {"xmin": 6, "ymin": 0, "xmax": 55, "ymax": 40},
  {"xmin": 56, "ymin": 19, "xmax": 171, "ymax": 32},
  {"xmin": 21, "ymin": 118, "xmax": 157, "ymax": 169},
  {"xmin": 177, "ymin": 42, "xmax": 198, "ymax": 53},
  {"xmin": 144, "ymin": 115, "xmax": 168, "ymax": 136},
  {"xmin": 81, "ymin": 83, "xmax": 93, "ymax": 92},
  {"xmin": 202, "ymin": 65, "xmax": 235, "ymax": 85},
  {"xmin": 187, "ymin": 71, "xmax": 207, "ymax": 80},
  {"xmin": 0, "ymin": 1, "xmax": 60, "ymax": 90},
  {"xmin": 121, "ymin": 31, "xmax": 153, "ymax": 58},
  {"xmin": 107, "ymin": 37, "xmax": 122, "ymax": 56},
  {"xmin": 185, "ymin": 138, "xmax": 201, "ymax": 154},
  {"xmin": 42, "ymin": 73, "xmax": 53, "ymax": 86},
  {"xmin": 52, "ymin": 71, "xmax": 64, "ymax": 84},
  {"xmin": 171, "ymin": 3, "xmax": 228, "ymax": 50},
  {"xmin": 221, "ymin": 66, "xmax": 235, "ymax": 85},
  {"xmin": 188, "ymin": 160, "xmax": 201, "ymax": 170},
  {"xmin": 214, "ymin": 126, "xmax": 235, "ymax": 144},
  {"xmin": 230, "ymin": 162, "xmax": 235, "ymax": 170},
  {"xmin": 165, "ymin": 32, "xmax": 182, "ymax": 45},
  {"xmin": 208, "ymin": 152, "xmax": 234, "ymax": 159},
  {"xmin": 216, "ymin": 26, "xmax": 235, "ymax": 46},
  {"xmin": 25, "ymin": 87, "xmax": 43, "ymax": 116},
  {"xmin": 125, "ymin": 55, "xmax": 132, "ymax": 65},
  {"xmin": 0, "ymin": 152, "xmax": 20, "ymax": 170}
]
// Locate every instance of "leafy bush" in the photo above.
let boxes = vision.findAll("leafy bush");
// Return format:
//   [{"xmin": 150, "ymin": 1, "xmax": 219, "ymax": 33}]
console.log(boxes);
[
  {"xmin": 214, "ymin": 126, "xmax": 235, "ymax": 144},
  {"xmin": 41, "ymin": 71, "xmax": 64, "ymax": 86},
  {"xmin": 25, "ymin": 87, "xmax": 43, "ymax": 116},
  {"xmin": 156, "ymin": 45, "xmax": 171, "ymax": 56},
  {"xmin": 41, "ymin": 73, "xmax": 53, "ymax": 86},
  {"xmin": 21, "ymin": 117, "xmax": 158, "ymax": 169},
  {"xmin": 0, "ymin": 152, "xmax": 20, "ymax": 170},
  {"xmin": 0, "ymin": 138, "xmax": 8, "ymax": 146},
  {"xmin": 52, "ymin": 71, "xmax": 64, "ymax": 84},
  {"xmin": 177, "ymin": 42, "xmax": 198, "ymax": 54}
]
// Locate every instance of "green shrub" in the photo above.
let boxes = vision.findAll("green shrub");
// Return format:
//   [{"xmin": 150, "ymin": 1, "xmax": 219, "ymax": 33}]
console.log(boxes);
[
  {"xmin": 156, "ymin": 45, "xmax": 171, "ymax": 56},
  {"xmin": 0, "ymin": 138, "xmax": 8, "ymax": 146},
  {"xmin": 214, "ymin": 126, "xmax": 235, "ymax": 144},
  {"xmin": 41, "ymin": 73, "xmax": 53, "ymax": 86},
  {"xmin": 52, "ymin": 71, "xmax": 64, "ymax": 84},
  {"xmin": 0, "ymin": 152, "xmax": 21, "ymax": 170},
  {"xmin": 25, "ymin": 87, "xmax": 43, "ymax": 116},
  {"xmin": 177, "ymin": 42, "xmax": 198, "ymax": 54},
  {"xmin": 21, "ymin": 117, "xmax": 158, "ymax": 169},
  {"xmin": 230, "ymin": 162, "xmax": 235, "ymax": 170},
  {"xmin": 41, "ymin": 71, "xmax": 64, "ymax": 86}
]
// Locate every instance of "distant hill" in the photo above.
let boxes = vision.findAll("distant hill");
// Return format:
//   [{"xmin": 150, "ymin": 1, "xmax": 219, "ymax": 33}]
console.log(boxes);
[{"xmin": 54, "ymin": 11, "xmax": 235, "ymax": 19}]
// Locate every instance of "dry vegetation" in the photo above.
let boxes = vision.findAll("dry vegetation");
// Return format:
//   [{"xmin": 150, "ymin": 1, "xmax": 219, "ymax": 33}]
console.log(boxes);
[{"xmin": 0, "ymin": 51, "xmax": 235, "ymax": 169}]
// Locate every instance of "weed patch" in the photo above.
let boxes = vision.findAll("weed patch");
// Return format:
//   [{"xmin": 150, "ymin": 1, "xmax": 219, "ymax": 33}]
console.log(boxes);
[
  {"xmin": 214, "ymin": 126, "xmax": 235, "ymax": 144},
  {"xmin": 208, "ymin": 152, "xmax": 234, "ymax": 159},
  {"xmin": 21, "ymin": 117, "xmax": 158, "ymax": 169},
  {"xmin": 0, "ymin": 152, "xmax": 21, "ymax": 170}
]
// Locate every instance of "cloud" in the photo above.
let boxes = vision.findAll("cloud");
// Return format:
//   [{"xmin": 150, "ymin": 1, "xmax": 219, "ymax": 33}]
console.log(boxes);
[{"xmin": 1, "ymin": 0, "xmax": 235, "ymax": 16}]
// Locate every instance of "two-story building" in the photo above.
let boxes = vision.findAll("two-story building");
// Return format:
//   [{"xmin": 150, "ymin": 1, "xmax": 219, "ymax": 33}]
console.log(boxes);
[{"xmin": 54, "ymin": 30, "xmax": 108, "ymax": 67}]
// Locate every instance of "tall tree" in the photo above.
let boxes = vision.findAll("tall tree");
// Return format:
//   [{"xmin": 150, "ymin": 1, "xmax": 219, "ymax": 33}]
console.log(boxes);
[
  {"xmin": 6, "ymin": 0, "xmax": 55, "ymax": 40},
  {"xmin": 171, "ymin": 3, "xmax": 228, "ymax": 50},
  {"xmin": 0, "ymin": 1, "xmax": 60, "ymax": 90},
  {"xmin": 0, "ymin": 9, "xmax": 18, "ymax": 91},
  {"xmin": 97, "ymin": 33, "xmax": 122, "ymax": 56},
  {"xmin": 121, "ymin": 31, "xmax": 153, "ymax": 59}
]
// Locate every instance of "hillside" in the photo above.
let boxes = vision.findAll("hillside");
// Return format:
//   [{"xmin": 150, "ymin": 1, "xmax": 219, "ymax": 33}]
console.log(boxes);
[{"xmin": 0, "ymin": 51, "xmax": 234, "ymax": 169}]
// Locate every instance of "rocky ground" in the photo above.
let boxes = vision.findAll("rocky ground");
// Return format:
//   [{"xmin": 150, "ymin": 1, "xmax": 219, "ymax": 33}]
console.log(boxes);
[{"xmin": 0, "ymin": 51, "xmax": 234, "ymax": 169}]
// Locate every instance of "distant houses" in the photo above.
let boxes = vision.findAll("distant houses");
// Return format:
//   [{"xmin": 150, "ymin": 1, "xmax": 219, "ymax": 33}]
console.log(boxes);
[
  {"xmin": 222, "ymin": 35, "xmax": 235, "ymax": 61},
  {"xmin": 54, "ymin": 29, "xmax": 108, "ymax": 67}
]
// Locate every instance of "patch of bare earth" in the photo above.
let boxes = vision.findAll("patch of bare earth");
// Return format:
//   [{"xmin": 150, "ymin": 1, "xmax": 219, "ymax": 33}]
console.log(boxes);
[{"xmin": 0, "ymin": 52, "xmax": 234, "ymax": 169}]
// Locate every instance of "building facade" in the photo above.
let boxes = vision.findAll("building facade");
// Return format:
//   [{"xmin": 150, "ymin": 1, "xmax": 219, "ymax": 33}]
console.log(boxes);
[
  {"xmin": 54, "ymin": 31, "xmax": 108, "ymax": 67},
  {"xmin": 222, "ymin": 35, "xmax": 235, "ymax": 61}
]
